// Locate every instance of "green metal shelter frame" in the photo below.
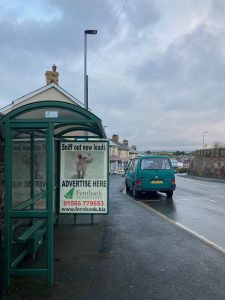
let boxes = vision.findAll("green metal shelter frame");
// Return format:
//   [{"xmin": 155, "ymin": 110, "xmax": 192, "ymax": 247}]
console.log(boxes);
[{"xmin": 0, "ymin": 100, "xmax": 106, "ymax": 286}]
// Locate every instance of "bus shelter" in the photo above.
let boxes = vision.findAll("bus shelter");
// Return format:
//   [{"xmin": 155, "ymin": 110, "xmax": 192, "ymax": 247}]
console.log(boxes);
[{"xmin": 0, "ymin": 100, "xmax": 107, "ymax": 286}]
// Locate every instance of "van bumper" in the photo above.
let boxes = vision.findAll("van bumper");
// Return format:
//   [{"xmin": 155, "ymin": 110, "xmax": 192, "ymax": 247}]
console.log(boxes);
[{"xmin": 136, "ymin": 185, "xmax": 176, "ymax": 192}]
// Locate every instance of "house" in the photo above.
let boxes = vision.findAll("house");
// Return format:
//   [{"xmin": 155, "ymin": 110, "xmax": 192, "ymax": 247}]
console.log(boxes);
[
  {"xmin": 0, "ymin": 65, "xmax": 107, "ymax": 140},
  {"xmin": 171, "ymin": 157, "xmax": 190, "ymax": 170},
  {"xmin": 109, "ymin": 134, "xmax": 138, "ymax": 175},
  {"xmin": 170, "ymin": 158, "xmax": 183, "ymax": 170}
]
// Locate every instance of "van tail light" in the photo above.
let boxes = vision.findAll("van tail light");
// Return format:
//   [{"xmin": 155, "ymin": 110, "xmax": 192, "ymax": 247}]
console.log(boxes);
[
  {"xmin": 171, "ymin": 179, "xmax": 176, "ymax": 185},
  {"xmin": 136, "ymin": 179, "xmax": 142, "ymax": 187}
]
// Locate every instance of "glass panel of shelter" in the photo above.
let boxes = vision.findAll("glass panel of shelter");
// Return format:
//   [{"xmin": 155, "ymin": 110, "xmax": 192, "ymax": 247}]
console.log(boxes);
[
  {"xmin": 9, "ymin": 128, "xmax": 48, "ymax": 276},
  {"xmin": 12, "ymin": 128, "xmax": 47, "ymax": 211}
]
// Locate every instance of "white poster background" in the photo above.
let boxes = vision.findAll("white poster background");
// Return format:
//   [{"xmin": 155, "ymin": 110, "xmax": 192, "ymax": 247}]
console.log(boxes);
[{"xmin": 60, "ymin": 141, "xmax": 108, "ymax": 214}]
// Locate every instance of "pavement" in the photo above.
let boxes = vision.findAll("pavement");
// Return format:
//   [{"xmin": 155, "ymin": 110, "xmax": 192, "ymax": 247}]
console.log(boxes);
[
  {"xmin": 177, "ymin": 173, "xmax": 225, "ymax": 183},
  {"xmin": 4, "ymin": 174, "xmax": 225, "ymax": 300}
]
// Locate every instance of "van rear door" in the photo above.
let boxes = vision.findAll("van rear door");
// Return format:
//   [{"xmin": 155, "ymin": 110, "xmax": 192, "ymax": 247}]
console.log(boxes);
[{"xmin": 139, "ymin": 157, "xmax": 174, "ymax": 190}]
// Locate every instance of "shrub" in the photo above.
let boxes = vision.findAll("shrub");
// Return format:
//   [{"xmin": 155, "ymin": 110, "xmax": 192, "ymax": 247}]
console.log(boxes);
[{"xmin": 176, "ymin": 167, "xmax": 189, "ymax": 173}]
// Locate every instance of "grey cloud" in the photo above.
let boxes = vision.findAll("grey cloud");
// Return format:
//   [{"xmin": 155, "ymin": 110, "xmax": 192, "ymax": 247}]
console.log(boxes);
[
  {"xmin": 0, "ymin": 0, "xmax": 115, "ymax": 58},
  {"xmin": 0, "ymin": 0, "xmax": 116, "ymax": 103},
  {"xmin": 132, "ymin": 45, "xmax": 183, "ymax": 84},
  {"xmin": 210, "ymin": 0, "xmax": 225, "ymax": 22},
  {"xmin": 132, "ymin": 24, "xmax": 225, "ymax": 111},
  {"xmin": 124, "ymin": 0, "xmax": 160, "ymax": 29},
  {"xmin": 134, "ymin": 24, "xmax": 225, "ymax": 82}
]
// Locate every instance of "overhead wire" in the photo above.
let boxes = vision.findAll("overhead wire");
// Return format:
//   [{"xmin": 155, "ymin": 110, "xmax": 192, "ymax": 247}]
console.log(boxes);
[{"xmin": 89, "ymin": 0, "xmax": 128, "ymax": 75}]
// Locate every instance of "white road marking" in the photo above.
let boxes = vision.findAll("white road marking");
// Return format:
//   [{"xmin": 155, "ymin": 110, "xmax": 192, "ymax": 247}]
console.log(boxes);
[
  {"xmin": 201, "ymin": 197, "xmax": 217, "ymax": 203},
  {"xmin": 176, "ymin": 195, "xmax": 217, "ymax": 203},
  {"xmin": 192, "ymin": 182, "xmax": 217, "ymax": 188}
]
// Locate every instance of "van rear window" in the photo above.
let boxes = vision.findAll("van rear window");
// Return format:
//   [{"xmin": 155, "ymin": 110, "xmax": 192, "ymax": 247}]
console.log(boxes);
[{"xmin": 141, "ymin": 158, "xmax": 171, "ymax": 170}]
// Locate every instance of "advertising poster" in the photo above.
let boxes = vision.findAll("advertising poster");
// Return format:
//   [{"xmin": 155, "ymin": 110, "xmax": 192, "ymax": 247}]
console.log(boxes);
[
  {"xmin": 12, "ymin": 141, "xmax": 46, "ymax": 209},
  {"xmin": 60, "ymin": 141, "xmax": 109, "ymax": 214}
]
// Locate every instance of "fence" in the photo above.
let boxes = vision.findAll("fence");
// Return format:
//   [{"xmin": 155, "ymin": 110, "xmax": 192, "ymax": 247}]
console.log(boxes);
[{"xmin": 195, "ymin": 148, "xmax": 225, "ymax": 158}]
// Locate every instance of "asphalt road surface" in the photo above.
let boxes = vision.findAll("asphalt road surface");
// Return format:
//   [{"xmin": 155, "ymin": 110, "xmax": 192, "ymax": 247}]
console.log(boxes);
[{"xmin": 133, "ymin": 174, "xmax": 225, "ymax": 251}]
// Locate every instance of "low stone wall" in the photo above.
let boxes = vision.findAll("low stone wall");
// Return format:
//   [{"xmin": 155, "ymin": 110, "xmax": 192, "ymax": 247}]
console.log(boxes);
[{"xmin": 189, "ymin": 148, "xmax": 225, "ymax": 178}]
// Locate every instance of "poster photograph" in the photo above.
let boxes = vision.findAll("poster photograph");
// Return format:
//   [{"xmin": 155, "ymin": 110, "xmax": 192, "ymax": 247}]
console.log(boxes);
[{"xmin": 60, "ymin": 141, "xmax": 109, "ymax": 214}]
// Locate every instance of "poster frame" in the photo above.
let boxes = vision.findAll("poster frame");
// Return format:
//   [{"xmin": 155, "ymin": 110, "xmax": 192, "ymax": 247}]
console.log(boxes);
[{"xmin": 59, "ymin": 139, "xmax": 109, "ymax": 215}]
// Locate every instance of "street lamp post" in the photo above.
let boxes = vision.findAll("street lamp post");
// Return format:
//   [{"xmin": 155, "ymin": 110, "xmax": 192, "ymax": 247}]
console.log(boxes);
[
  {"xmin": 202, "ymin": 131, "xmax": 208, "ymax": 149},
  {"xmin": 84, "ymin": 29, "xmax": 97, "ymax": 110}
]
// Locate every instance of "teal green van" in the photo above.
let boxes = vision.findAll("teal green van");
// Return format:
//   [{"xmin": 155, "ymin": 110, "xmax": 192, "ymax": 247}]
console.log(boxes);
[{"xmin": 125, "ymin": 156, "xmax": 176, "ymax": 198}]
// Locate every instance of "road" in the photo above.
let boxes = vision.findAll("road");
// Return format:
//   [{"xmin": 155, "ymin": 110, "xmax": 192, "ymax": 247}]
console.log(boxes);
[{"xmin": 129, "ymin": 174, "xmax": 225, "ymax": 251}]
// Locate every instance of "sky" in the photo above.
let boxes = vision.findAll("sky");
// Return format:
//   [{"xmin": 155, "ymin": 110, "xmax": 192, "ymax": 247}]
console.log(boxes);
[{"xmin": 1, "ymin": 0, "xmax": 225, "ymax": 151}]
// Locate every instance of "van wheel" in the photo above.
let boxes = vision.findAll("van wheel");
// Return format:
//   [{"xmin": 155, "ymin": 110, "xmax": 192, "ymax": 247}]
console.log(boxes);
[
  {"xmin": 125, "ymin": 180, "xmax": 130, "ymax": 191},
  {"xmin": 133, "ymin": 187, "xmax": 140, "ymax": 199},
  {"xmin": 166, "ymin": 191, "xmax": 173, "ymax": 198}
]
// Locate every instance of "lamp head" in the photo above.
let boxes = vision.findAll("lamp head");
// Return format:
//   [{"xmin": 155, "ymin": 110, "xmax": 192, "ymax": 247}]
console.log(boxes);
[{"xmin": 85, "ymin": 29, "xmax": 97, "ymax": 35}]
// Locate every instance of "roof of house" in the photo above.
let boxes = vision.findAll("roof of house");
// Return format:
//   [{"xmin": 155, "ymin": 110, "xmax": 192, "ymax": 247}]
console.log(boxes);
[
  {"xmin": 109, "ymin": 139, "xmax": 137, "ymax": 153},
  {"xmin": 0, "ymin": 82, "xmax": 84, "ymax": 114}
]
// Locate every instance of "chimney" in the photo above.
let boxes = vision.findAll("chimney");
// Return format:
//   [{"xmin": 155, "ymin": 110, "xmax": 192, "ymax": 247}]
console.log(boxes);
[
  {"xmin": 123, "ymin": 139, "xmax": 128, "ymax": 145},
  {"xmin": 45, "ymin": 64, "xmax": 59, "ymax": 85},
  {"xmin": 112, "ymin": 134, "xmax": 119, "ymax": 143}
]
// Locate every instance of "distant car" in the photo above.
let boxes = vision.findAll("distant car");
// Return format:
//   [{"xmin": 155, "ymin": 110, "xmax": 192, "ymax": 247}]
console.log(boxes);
[
  {"xmin": 125, "ymin": 155, "xmax": 176, "ymax": 198},
  {"xmin": 110, "ymin": 170, "xmax": 118, "ymax": 175}
]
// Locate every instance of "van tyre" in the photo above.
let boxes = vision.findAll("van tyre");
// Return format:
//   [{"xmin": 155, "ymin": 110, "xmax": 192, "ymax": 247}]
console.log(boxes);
[
  {"xmin": 166, "ymin": 191, "xmax": 173, "ymax": 198},
  {"xmin": 133, "ymin": 188, "xmax": 140, "ymax": 199},
  {"xmin": 125, "ymin": 180, "xmax": 130, "ymax": 191}
]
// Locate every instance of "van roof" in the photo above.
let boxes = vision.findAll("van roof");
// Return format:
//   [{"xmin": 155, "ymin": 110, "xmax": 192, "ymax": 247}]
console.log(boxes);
[{"xmin": 137, "ymin": 155, "xmax": 170, "ymax": 159}]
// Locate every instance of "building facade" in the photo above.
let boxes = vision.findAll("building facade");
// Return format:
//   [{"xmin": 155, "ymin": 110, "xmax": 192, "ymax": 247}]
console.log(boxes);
[{"xmin": 109, "ymin": 134, "xmax": 137, "ymax": 175}]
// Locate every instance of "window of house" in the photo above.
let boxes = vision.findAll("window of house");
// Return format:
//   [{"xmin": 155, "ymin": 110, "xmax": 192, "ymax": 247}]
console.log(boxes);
[
  {"xmin": 111, "ymin": 161, "xmax": 117, "ymax": 170},
  {"xmin": 111, "ymin": 146, "xmax": 115, "ymax": 156}
]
